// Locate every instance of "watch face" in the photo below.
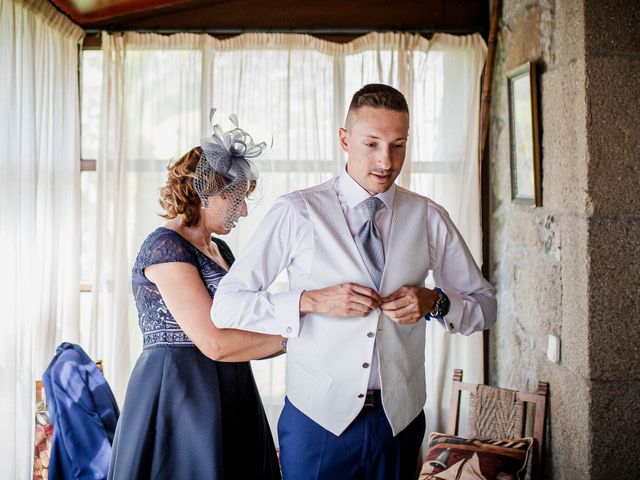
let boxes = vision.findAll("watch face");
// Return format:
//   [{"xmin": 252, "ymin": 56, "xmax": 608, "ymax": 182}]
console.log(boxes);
[
  {"xmin": 433, "ymin": 289, "xmax": 451, "ymax": 318},
  {"xmin": 440, "ymin": 296, "xmax": 451, "ymax": 317}
]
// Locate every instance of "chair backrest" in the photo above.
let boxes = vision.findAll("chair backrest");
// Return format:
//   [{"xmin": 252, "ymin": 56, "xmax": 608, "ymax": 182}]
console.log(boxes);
[{"xmin": 446, "ymin": 369, "xmax": 548, "ymax": 480}]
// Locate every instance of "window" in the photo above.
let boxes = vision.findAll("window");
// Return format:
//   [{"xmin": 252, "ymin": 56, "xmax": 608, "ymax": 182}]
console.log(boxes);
[{"xmin": 80, "ymin": 49, "xmax": 102, "ymax": 340}]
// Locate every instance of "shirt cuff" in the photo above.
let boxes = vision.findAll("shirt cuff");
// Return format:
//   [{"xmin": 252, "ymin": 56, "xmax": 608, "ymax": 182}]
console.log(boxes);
[
  {"xmin": 442, "ymin": 290, "xmax": 463, "ymax": 333},
  {"xmin": 273, "ymin": 289, "xmax": 304, "ymax": 338}
]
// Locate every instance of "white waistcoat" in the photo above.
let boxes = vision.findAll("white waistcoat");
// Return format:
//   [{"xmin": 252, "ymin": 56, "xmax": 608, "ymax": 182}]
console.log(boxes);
[{"xmin": 286, "ymin": 179, "xmax": 431, "ymax": 436}]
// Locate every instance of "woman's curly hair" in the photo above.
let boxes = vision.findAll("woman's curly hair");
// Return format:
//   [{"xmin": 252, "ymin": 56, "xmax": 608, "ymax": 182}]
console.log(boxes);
[{"xmin": 159, "ymin": 147, "xmax": 205, "ymax": 227}]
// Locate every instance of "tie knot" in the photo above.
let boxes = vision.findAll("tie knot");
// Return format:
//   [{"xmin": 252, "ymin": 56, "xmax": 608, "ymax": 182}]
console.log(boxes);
[{"xmin": 359, "ymin": 196, "xmax": 383, "ymax": 221}]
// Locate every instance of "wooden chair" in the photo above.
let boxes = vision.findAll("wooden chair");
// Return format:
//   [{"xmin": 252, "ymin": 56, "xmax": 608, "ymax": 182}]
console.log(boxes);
[{"xmin": 446, "ymin": 369, "xmax": 549, "ymax": 480}]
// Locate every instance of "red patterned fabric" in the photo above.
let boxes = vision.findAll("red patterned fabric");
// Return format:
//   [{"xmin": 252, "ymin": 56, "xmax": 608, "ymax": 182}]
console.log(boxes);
[
  {"xmin": 419, "ymin": 433, "xmax": 532, "ymax": 480},
  {"xmin": 33, "ymin": 406, "xmax": 54, "ymax": 480}
]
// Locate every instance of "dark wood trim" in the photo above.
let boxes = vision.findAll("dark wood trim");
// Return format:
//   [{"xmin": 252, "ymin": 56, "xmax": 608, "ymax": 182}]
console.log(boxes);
[
  {"xmin": 479, "ymin": 0, "xmax": 501, "ymax": 167},
  {"xmin": 81, "ymin": 159, "xmax": 96, "ymax": 171},
  {"xmin": 480, "ymin": 0, "xmax": 501, "ymax": 386},
  {"xmin": 57, "ymin": 0, "xmax": 487, "ymax": 33},
  {"xmin": 83, "ymin": 34, "xmax": 102, "ymax": 49}
]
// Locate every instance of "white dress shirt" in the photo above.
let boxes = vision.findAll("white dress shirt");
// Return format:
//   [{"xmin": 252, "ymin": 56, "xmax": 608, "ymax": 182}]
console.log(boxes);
[
  {"xmin": 212, "ymin": 168, "xmax": 495, "ymax": 381},
  {"xmin": 332, "ymin": 170, "xmax": 395, "ymax": 388}
]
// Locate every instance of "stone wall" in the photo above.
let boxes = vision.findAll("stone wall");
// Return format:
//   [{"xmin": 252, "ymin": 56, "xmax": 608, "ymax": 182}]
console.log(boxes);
[{"xmin": 488, "ymin": 1, "xmax": 640, "ymax": 478}]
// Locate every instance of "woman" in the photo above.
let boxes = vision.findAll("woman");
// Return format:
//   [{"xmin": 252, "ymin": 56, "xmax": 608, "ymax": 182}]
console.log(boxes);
[{"xmin": 108, "ymin": 116, "xmax": 283, "ymax": 479}]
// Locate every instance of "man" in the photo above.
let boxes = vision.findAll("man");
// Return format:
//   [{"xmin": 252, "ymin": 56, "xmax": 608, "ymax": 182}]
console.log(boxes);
[{"xmin": 212, "ymin": 84, "xmax": 496, "ymax": 479}]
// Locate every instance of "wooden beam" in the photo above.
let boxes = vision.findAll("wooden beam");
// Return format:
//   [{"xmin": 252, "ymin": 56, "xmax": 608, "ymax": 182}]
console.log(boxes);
[
  {"xmin": 56, "ymin": 0, "xmax": 487, "ymax": 34},
  {"xmin": 479, "ymin": 0, "xmax": 501, "ymax": 165},
  {"xmin": 480, "ymin": 0, "xmax": 501, "ymax": 385},
  {"xmin": 50, "ymin": 0, "xmax": 196, "ymax": 24}
]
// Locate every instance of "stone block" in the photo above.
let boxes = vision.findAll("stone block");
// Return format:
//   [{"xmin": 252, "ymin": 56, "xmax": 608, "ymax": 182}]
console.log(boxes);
[
  {"xmin": 584, "ymin": 0, "xmax": 640, "ymax": 56},
  {"xmin": 501, "ymin": 0, "xmax": 539, "ymax": 29},
  {"xmin": 537, "ymin": 362, "xmax": 592, "ymax": 480},
  {"xmin": 489, "ymin": 209, "xmax": 563, "ymax": 385},
  {"xmin": 503, "ymin": 208, "xmax": 554, "ymax": 251},
  {"xmin": 558, "ymin": 215, "xmax": 590, "ymax": 378},
  {"xmin": 552, "ymin": 0, "xmax": 586, "ymax": 67},
  {"xmin": 489, "ymin": 318, "xmax": 543, "ymax": 394},
  {"xmin": 586, "ymin": 56, "xmax": 640, "ymax": 215},
  {"xmin": 496, "ymin": 254, "xmax": 560, "ymax": 352},
  {"xmin": 587, "ymin": 214, "xmax": 640, "ymax": 380},
  {"xmin": 504, "ymin": 4, "xmax": 543, "ymax": 71},
  {"xmin": 590, "ymin": 379, "xmax": 640, "ymax": 479},
  {"xmin": 539, "ymin": 61, "xmax": 590, "ymax": 214}
]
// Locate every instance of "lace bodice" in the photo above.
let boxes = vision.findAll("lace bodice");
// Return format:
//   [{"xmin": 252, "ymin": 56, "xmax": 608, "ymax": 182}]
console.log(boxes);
[{"xmin": 131, "ymin": 227, "xmax": 234, "ymax": 349}]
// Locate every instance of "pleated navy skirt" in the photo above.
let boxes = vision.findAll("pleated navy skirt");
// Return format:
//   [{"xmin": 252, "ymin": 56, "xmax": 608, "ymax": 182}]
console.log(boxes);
[{"xmin": 108, "ymin": 346, "xmax": 281, "ymax": 479}]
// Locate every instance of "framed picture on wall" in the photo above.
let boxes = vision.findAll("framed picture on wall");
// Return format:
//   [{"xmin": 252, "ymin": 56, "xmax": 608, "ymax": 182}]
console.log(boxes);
[{"xmin": 507, "ymin": 62, "xmax": 541, "ymax": 206}]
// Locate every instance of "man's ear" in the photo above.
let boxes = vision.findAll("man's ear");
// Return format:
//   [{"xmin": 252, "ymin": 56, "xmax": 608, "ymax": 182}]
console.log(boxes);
[{"xmin": 338, "ymin": 128, "xmax": 349, "ymax": 152}]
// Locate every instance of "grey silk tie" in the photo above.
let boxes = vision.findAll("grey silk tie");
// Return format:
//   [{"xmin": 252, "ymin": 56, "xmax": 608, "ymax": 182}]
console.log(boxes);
[{"xmin": 355, "ymin": 196, "xmax": 385, "ymax": 289}]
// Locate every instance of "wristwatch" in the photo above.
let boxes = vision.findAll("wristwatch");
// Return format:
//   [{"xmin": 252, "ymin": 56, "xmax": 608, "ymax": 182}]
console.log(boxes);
[{"xmin": 426, "ymin": 287, "xmax": 450, "ymax": 320}]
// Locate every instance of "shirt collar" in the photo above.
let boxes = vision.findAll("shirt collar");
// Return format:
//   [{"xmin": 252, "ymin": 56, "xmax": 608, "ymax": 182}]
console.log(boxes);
[{"xmin": 337, "ymin": 166, "xmax": 396, "ymax": 211}]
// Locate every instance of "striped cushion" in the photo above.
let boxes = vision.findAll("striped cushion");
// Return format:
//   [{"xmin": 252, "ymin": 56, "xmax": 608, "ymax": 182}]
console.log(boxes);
[{"xmin": 419, "ymin": 432, "xmax": 533, "ymax": 480}]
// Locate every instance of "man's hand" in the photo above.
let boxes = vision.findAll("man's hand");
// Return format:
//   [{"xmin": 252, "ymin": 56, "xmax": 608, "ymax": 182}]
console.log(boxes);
[
  {"xmin": 380, "ymin": 286, "xmax": 439, "ymax": 324},
  {"xmin": 300, "ymin": 283, "xmax": 382, "ymax": 317}
]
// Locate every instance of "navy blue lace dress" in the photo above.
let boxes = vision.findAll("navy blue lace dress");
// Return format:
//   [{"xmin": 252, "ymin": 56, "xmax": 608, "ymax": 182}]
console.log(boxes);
[{"xmin": 108, "ymin": 227, "xmax": 280, "ymax": 480}]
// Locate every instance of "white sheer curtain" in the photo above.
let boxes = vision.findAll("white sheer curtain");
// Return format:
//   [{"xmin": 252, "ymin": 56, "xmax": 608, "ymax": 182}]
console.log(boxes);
[
  {"xmin": 92, "ymin": 32, "xmax": 203, "ymax": 401},
  {"xmin": 94, "ymin": 31, "xmax": 486, "ymax": 439},
  {"xmin": 410, "ymin": 34, "xmax": 487, "ymax": 435},
  {"xmin": 0, "ymin": 0, "xmax": 84, "ymax": 478}
]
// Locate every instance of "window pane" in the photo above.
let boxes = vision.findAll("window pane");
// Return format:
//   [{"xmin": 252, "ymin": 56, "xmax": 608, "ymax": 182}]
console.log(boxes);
[
  {"xmin": 80, "ymin": 171, "xmax": 96, "ymax": 282},
  {"xmin": 79, "ymin": 290, "xmax": 92, "ymax": 348},
  {"xmin": 81, "ymin": 50, "xmax": 103, "ymax": 160}
]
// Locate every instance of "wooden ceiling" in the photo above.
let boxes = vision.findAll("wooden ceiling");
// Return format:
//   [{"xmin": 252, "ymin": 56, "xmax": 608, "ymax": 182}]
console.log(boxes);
[{"xmin": 49, "ymin": 0, "xmax": 488, "ymax": 38}]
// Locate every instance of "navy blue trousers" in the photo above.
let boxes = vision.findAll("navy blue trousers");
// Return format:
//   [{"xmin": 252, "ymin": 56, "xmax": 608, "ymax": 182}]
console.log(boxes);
[{"xmin": 278, "ymin": 396, "xmax": 425, "ymax": 480}]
